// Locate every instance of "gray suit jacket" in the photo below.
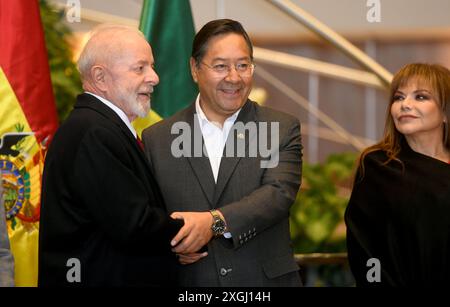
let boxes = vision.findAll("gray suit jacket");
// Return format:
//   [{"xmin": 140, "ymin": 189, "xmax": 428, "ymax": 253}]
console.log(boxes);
[
  {"xmin": 0, "ymin": 171, "xmax": 15, "ymax": 287},
  {"xmin": 142, "ymin": 100, "xmax": 303, "ymax": 286}
]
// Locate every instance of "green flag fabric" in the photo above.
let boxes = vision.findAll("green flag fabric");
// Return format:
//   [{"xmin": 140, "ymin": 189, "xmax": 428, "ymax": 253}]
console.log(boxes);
[{"xmin": 139, "ymin": 0, "xmax": 197, "ymax": 118}]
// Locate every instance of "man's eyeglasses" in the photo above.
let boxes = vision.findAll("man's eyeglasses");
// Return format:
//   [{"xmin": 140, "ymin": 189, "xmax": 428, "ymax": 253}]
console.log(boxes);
[{"xmin": 200, "ymin": 62, "xmax": 255, "ymax": 77}]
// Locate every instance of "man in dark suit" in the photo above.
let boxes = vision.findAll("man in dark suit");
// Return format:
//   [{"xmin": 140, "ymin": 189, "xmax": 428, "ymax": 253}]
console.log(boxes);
[
  {"xmin": 38, "ymin": 25, "xmax": 184, "ymax": 287},
  {"xmin": 142, "ymin": 19, "xmax": 303, "ymax": 286}
]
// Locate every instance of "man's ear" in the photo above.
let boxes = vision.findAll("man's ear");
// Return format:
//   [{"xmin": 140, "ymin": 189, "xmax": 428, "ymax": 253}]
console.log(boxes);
[
  {"xmin": 190, "ymin": 57, "xmax": 198, "ymax": 83},
  {"xmin": 91, "ymin": 65, "xmax": 107, "ymax": 91}
]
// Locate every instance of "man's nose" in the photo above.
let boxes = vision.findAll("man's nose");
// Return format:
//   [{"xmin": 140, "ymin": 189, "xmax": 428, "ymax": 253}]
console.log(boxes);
[
  {"xmin": 145, "ymin": 68, "xmax": 159, "ymax": 86},
  {"xmin": 224, "ymin": 65, "xmax": 241, "ymax": 82}
]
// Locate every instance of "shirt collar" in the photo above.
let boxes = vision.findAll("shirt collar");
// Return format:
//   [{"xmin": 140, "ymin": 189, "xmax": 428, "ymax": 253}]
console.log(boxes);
[
  {"xmin": 85, "ymin": 92, "xmax": 137, "ymax": 138},
  {"xmin": 195, "ymin": 94, "xmax": 241, "ymax": 129}
]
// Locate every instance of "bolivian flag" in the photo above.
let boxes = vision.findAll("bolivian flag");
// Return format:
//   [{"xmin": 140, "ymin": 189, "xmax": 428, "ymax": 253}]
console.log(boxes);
[{"xmin": 0, "ymin": 0, "xmax": 58, "ymax": 286}]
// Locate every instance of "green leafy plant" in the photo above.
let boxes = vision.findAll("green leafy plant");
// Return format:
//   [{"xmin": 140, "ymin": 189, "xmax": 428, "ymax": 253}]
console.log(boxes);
[
  {"xmin": 290, "ymin": 152, "xmax": 357, "ymax": 253},
  {"xmin": 40, "ymin": 0, "xmax": 82, "ymax": 122},
  {"xmin": 290, "ymin": 152, "xmax": 358, "ymax": 286}
]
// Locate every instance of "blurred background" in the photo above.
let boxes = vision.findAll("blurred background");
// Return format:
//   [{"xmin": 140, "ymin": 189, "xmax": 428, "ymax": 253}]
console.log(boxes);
[{"xmin": 35, "ymin": 0, "xmax": 450, "ymax": 286}]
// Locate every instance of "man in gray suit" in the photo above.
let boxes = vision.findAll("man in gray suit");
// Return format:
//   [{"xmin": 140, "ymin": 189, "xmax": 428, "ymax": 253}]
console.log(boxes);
[
  {"xmin": 142, "ymin": 19, "xmax": 303, "ymax": 287},
  {"xmin": 0, "ymin": 171, "xmax": 15, "ymax": 287}
]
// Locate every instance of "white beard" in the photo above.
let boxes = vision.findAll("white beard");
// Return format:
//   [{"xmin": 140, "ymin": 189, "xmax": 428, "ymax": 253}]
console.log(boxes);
[
  {"xmin": 116, "ymin": 88, "xmax": 150, "ymax": 119},
  {"xmin": 132, "ymin": 98, "xmax": 150, "ymax": 118}
]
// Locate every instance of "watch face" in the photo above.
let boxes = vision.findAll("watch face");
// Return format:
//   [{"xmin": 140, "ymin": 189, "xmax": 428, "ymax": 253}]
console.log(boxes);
[{"xmin": 212, "ymin": 218, "xmax": 226, "ymax": 235}]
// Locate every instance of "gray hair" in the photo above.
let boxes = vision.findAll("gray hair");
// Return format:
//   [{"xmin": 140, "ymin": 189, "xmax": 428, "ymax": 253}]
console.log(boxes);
[{"xmin": 77, "ymin": 24, "xmax": 146, "ymax": 81}]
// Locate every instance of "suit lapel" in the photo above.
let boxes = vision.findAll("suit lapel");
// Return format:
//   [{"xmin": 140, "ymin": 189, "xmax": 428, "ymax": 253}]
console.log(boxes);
[
  {"xmin": 213, "ymin": 100, "xmax": 256, "ymax": 205},
  {"xmin": 183, "ymin": 104, "xmax": 216, "ymax": 206},
  {"xmin": 75, "ymin": 93, "xmax": 150, "ymax": 170}
]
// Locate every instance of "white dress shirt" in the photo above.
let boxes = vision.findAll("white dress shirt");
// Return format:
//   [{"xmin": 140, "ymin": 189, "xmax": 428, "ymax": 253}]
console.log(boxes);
[
  {"xmin": 195, "ymin": 95, "xmax": 241, "ymax": 183},
  {"xmin": 85, "ymin": 92, "xmax": 138, "ymax": 139}
]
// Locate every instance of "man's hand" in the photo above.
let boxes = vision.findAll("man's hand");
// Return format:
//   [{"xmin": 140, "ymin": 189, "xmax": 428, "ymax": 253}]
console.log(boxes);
[
  {"xmin": 176, "ymin": 252, "xmax": 208, "ymax": 265},
  {"xmin": 170, "ymin": 212, "xmax": 214, "ymax": 254}
]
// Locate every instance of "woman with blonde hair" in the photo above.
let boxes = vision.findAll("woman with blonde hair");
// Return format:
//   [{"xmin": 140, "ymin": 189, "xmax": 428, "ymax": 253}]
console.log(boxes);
[{"xmin": 345, "ymin": 63, "xmax": 450, "ymax": 286}]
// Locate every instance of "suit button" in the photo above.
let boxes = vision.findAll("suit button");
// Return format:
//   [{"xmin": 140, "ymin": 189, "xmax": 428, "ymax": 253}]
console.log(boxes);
[{"xmin": 220, "ymin": 268, "xmax": 230, "ymax": 276}]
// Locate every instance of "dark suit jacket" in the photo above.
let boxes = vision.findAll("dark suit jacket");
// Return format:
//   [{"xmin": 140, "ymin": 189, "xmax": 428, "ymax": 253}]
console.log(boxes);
[
  {"xmin": 142, "ymin": 100, "xmax": 303, "ymax": 286},
  {"xmin": 38, "ymin": 93, "xmax": 183, "ymax": 287},
  {"xmin": 345, "ymin": 141, "xmax": 450, "ymax": 286}
]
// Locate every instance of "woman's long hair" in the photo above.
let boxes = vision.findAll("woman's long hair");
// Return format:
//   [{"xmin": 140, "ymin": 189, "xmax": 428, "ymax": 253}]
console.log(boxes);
[{"xmin": 357, "ymin": 63, "xmax": 450, "ymax": 175}]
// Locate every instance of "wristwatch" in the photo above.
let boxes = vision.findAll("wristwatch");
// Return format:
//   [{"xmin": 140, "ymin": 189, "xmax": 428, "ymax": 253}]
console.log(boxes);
[{"xmin": 210, "ymin": 209, "xmax": 226, "ymax": 236}]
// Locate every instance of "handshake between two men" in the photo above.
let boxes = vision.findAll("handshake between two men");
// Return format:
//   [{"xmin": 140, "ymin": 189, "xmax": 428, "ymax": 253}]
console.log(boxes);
[{"xmin": 170, "ymin": 210, "xmax": 227, "ymax": 265}]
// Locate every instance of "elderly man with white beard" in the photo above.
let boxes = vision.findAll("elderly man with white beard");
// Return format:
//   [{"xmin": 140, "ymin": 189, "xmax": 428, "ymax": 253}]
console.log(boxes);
[{"xmin": 38, "ymin": 25, "xmax": 185, "ymax": 287}]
